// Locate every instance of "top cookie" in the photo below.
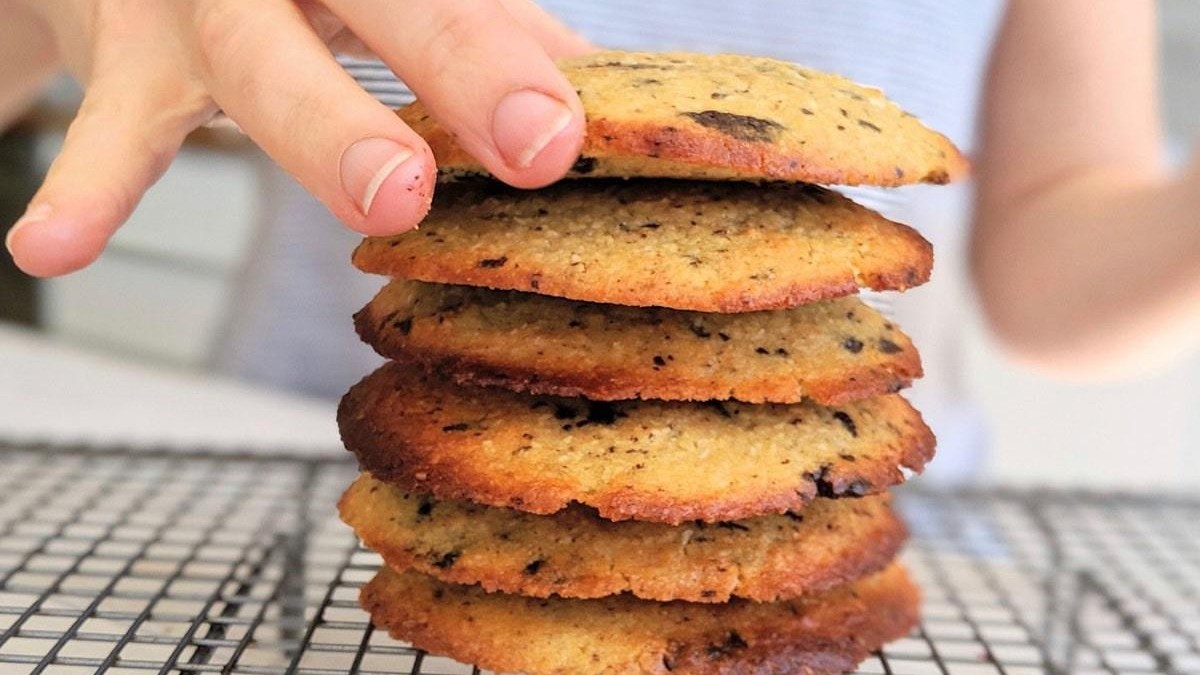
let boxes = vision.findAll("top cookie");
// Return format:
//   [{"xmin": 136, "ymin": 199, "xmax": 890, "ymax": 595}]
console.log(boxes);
[{"xmin": 399, "ymin": 50, "xmax": 967, "ymax": 185}]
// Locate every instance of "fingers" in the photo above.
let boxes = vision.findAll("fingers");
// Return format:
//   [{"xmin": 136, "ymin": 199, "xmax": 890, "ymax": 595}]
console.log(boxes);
[
  {"xmin": 322, "ymin": 0, "xmax": 585, "ymax": 188},
  {"xmin": 192, "ymin": 0, "xmax": 435, "ymax": 235},
  {"xmin": 497, "ymin": 0, "xmax": 595, "ymax": 57},
  {"xmin": 5, "ymin": 74, "xmax": 203, "ymax": 277}
]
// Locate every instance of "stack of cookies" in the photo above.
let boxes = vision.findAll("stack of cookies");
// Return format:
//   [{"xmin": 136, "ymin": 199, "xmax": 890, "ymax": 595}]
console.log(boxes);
[{"xmin": 338, "ymin": 51, "xmax": 966, "ymax": 674}]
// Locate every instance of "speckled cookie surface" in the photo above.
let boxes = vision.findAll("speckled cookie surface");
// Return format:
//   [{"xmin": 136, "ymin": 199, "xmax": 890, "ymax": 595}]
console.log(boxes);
[
  {"xmin": 352, "ymin": 180, "xmax": 932, "ymax": 312},
  {"xmin": 341, "ymin": 473, "xmax": 906, "ymax": 603},
  {"xmin": 338, "ymin": 363, "xmax": 935, "ymax": 524},
  {"xmin": 355, "ymin": 281, "xmax": 921, "ymax": 406},
  {"xmin": 399, "ymin": 50, "xmax": 967, "ymax": 185},
  {"xmin": 361, "ymin": 564, "xmax": 919, "ymax": 675}
]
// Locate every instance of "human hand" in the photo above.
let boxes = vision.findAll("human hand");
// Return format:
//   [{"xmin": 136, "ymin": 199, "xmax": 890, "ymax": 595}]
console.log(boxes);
[{"xmin": 5, "ymin": 0, "xmax": 590, "ymax": 277}]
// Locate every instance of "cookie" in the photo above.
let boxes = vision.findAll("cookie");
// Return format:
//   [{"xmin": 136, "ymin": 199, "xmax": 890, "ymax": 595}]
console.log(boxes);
[
  {"xmin": 361, "ymin": 563, "xmax": 919, "ymax": 675},
  {"xmin": 355, "ymin": 280, "xmax": 921, "ymax": 405},
  {"xmin": 399, "ymin": 50, "xmax": 967, "ymax": 186},
  {"xmin": 352, "ymin": 180, "xmax": 932, "ymax": 313},
  {"xmin": 338, "ymin": 363, "xmax": 935, "ymax": 524},
  {"xmin": 341, "ymin": 473, "xmax": 906, "ymax": 603}
]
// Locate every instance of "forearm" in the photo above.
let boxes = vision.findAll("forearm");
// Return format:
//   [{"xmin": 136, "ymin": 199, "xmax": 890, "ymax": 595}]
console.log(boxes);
[
  {"xmin": 971, "ymin": 164, "xmax": 1200, "ymax": 376},
  {"xmin": 969, "ymin": 0, "xmax": 1197, "ymax": 377},
  {"xmin": 0, "ymin": 1, "xmax": 60, "ymax": 129}
]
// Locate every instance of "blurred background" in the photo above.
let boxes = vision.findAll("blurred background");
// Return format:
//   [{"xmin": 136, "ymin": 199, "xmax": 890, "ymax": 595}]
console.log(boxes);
[{"xmin": 1, "ymin": 2, "xmax": 1197, "ymax": 487}]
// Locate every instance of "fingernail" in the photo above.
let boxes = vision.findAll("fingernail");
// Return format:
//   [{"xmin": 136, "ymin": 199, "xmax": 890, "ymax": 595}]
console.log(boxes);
[
  {"xmin": 340, "ymin": 138, "xmax": 416, "ymax": 216},
  {"xmin": 5, "ymin": 204, "xmax": 53, "ymax": 256},
  {"xmin": 492, "ymin": 89, "xmax": 574, "ymax": 169}
]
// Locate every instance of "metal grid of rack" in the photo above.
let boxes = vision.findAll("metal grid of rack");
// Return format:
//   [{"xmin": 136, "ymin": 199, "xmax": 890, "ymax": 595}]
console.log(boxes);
[{"xmin": 1, "ymin": 443, "xmax": 1198, "ymax": 675}]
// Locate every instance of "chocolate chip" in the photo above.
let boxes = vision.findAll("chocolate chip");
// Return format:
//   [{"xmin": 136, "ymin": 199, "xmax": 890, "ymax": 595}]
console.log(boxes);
[
  {"xmin": 878, "ymin": 339, "xmax": 903, "ymax": 354},
  {"xmin": 553, "ymin": 404, "xmax": 577, "ymax": 420},
  {"xmin": 585, "ymin": 61, "xmax": 663, "ymax": 70},
  {"xmin": 785, "ymin": 511, "xmax": 804, "ymax": 522},
  {"xmin": 653, "ymin": 355, "xmax": 667, "ymax": 367},
  {"xmin": 717, "ymin": 522, "xmax": 750, "ymax": 532},
  {"xmin": 441, "ymin": 423, "xmax": 470, "ymax": 432},
  {"xmin": 689, "ymin": 323, "xmax": 712, "ymax": 339},
  {"xmin": 567, "ymin": 319, "xmax": 584, "ymax": 328},
  {"xmin": 416, "ymin": 498, "xmax": 435, "ymax": 517},
  {"xmin": 775, "ymin": 348, "xmax": 789, "ymax": 357},
  {"xmin": 641, "ymin": 221, "xmax": 661, "ymax": 229},
  {"xmin": 707, "ymin": 631, "xmax": 749, "ymax": 658},
  {"xmin": 571, "ymin": 156, "xmax": 597, "ymax": 174},
  {"xmin": 682, "ymin": 110, "xmax": 784, "ymax": 142},
  {"xmin": 477, "ymin": 256, "xmax": 508, "ymax": 268},
  {"xmin": 806, "ymin": 464, "xmax": 837, "ymax": 498},
  {"xmin": 393, "ymin": 317, "xmax": 413, "ymax": 335},
  {"xmin": 523, "ymin": 559, "xmax": 545, "ymax": 575},
  {"xmin": 839, "ymin": 453, "xmax": 857, "ymax": 463},
  {"xmin": 800, "ymin": 107, "xmax": 814, "ymax": 115},
  {"xmin": 432, "ymin": 551, "xmax": 460, "ymax": 569},
  {"xmin": 833, "ymin": 411, "xmax": 858, "ymax": 437},
  {"xmin": 857, "ymin": 119, "xmax": 882, "ymax": 132},
  {"xmin": 584, "ymin": 402, "xmax": 626, "ymax": 425},
  {"xmin": 717, "ymin": 332, "xmax": 731, "ymax": 342},
  {"xmin": 706, "ymin": 401, "xmax": 733, "ymax": 418},
  {"xmin": 755, "ymin": 347, "xmax": 770, "ymax": 355},
  {"xmin": 842, "ymin": 337, "xmax": 864, "ymax": 354}
]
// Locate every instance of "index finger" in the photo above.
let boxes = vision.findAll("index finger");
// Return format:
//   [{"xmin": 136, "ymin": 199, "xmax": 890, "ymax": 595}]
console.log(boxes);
[
  {"xmin": 192, "ymin": 0, "xmax": 436, "ymax": 235},
  {"xmin": 321, "ymin": 0, "xmax": 586, "ymax": 189}
]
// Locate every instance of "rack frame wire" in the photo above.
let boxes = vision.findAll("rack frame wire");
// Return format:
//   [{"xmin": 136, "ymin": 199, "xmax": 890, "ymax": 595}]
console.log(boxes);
[{"xmin": 1, "ymin": 442, "xmax": 1198, "ymax": 675}]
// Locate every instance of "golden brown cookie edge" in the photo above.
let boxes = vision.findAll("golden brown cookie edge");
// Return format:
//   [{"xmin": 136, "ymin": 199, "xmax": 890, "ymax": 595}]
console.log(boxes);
[
  {"xmin": 352, "ymin": 298, "xmax": 923, "ymax": 406},
  {"xmin": 359, "ymin": 564, "xmax": 920, "ymax": 675},
  {"xmin": 339, "ymin": 474, "xmax": 909, "ymax": 603},
  {"xmin": 339, "ymin": 364, "xmax": 937, "ymax": 524}
]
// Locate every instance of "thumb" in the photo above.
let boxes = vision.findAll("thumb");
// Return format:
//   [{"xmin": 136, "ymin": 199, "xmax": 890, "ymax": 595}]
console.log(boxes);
[{"xmin": 6, "ymin": 75, "xmax": 208, "ymax": 277}]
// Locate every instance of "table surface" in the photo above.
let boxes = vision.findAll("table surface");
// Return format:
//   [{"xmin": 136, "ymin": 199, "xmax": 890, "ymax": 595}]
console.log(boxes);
[{"xmin": 0, "ymin": 325, "xmax": 342, "ymax": 457}]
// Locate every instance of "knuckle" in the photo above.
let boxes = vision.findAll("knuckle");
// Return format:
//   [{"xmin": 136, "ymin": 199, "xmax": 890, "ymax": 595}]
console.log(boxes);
[
  {"xmin": 193, "ymin": 1, "xmax": 259, "ymax": 79},
  {"xmin": 422, "ymin": 4, "xmax": 495, "ymax": 72}
]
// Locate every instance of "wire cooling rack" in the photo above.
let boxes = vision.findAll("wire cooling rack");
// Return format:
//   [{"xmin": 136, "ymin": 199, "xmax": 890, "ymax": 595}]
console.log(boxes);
[{"xmin": 1, "ymin": 443, "xmax": 1198, "ymax": 675}]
